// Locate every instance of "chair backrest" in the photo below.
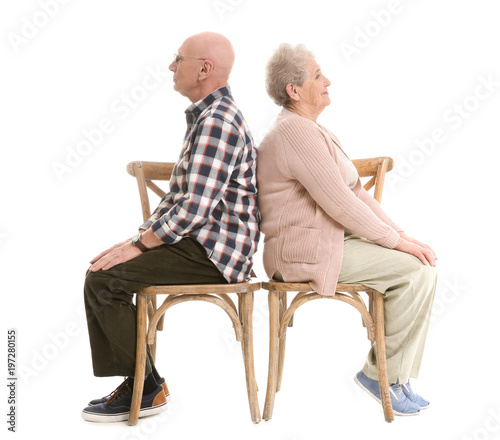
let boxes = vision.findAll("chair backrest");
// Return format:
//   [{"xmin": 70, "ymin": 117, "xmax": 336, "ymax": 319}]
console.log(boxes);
[
  {"xmin": 126, "ymin": 157, "xmax": 393, "ymax": 222},
  {"xmin": 351, "ymin": 156, "xmax": 394, "ymax": 204},
  {"xmin": 126, "ymin": 161, "xmax": 175, "ymax": 222}
]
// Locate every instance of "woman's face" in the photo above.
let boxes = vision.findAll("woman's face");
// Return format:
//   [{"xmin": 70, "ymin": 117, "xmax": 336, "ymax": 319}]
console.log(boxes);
[{"xmin": 294, "ymin": 59, "xmax": 331, "ymax": 115}]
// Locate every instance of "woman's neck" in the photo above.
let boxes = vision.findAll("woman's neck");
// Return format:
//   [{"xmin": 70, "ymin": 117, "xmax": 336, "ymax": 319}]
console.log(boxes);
[{"xmin": 284, "ymin": 103, "xmax": 320, "ymax": 123}]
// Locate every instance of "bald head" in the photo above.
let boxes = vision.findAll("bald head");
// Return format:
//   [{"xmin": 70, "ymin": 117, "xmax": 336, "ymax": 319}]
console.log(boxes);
[
  {"xmin": 170, "ymin": 32, "xmax": 236, "ymax": 102},
  {"xmin": 183, "ymin": 32, "xmax": 235, "ymax": 81}
]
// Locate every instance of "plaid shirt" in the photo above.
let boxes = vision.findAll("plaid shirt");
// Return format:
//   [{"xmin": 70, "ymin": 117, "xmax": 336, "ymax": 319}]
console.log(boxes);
[{"xmin": 140, "ymin": 87, "xmax": 260, "ymax": 283}]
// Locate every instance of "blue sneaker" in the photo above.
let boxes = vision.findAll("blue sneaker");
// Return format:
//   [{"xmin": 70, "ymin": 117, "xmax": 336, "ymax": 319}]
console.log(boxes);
[
  {"xmin": 354, "ymin": 371, "xmax": 420, "ymax": 416},
  {"xmin": 82, "ymin": 378, "xmax": 167, "ymax": 422},
  {"xmin": 402, "ymin": 381, "xmax": 429, "ymax": 409}
]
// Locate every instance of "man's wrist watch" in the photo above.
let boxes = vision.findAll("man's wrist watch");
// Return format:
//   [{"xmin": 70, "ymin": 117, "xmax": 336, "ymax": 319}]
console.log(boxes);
[{"xmin": 131, "ymin": 232, "xmax": 149, "ymax": 252}]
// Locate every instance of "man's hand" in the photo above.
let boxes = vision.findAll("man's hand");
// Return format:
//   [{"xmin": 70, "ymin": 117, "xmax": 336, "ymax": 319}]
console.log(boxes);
[
  {"xmin": 89, "ymin": 229, "xmax": 164, "ymax": 272},
  {"xmin": 90, "ymin": 237, "xmax": 132, "ymax": 265},
  {"xmin": 90, "ymin": 238, "xmax": 142, "ymax": 272}
]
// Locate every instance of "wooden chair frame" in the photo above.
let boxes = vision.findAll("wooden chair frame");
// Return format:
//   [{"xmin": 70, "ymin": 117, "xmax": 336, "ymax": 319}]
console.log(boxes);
[
  {"xmin": 126, "ymin": 161, "xmax": 261, "ymax": 425},
  {"xmin": 262, "ymin": 157, "xmax": 396, "ymax": 423}
]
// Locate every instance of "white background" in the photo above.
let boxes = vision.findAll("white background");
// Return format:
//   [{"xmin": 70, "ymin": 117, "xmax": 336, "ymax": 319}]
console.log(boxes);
[{"xmin": 2, "ymin": 0, "xmax": 499, "ymax": 439}]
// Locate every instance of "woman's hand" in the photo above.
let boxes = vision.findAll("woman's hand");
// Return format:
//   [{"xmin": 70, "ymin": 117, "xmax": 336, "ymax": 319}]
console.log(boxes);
[
  {"xmin": 395, "ymin": 236, "xmax": 437, "ymax": 267},
  {"xmin": 399, "ymin": 232, "xmax": 437, "ymax": 262}
]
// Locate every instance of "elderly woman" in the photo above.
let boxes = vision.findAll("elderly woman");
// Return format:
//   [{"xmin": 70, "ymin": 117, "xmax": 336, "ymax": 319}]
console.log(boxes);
[{"xmin": 257, "ymin": 43, "xmax": 437, "ymax": 416}]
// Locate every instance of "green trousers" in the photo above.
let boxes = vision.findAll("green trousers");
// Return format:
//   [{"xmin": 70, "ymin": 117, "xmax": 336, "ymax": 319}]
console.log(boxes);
[
  {"xmin": 83, "ymin": 238, "xmax": 227, "ymax": 378},
  {"xmin": 338, "ymin": 235, "xmax": 437, "ymax": 384}
]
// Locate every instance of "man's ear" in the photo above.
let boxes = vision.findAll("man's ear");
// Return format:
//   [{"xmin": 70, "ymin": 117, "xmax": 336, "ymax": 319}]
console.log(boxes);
[
  {"xmin": 286, "ymin": 83, "xmax": 300, "ymax": 102},
  {"xmin": 198, "ymin": 60, "xmax": 215, "ymax": 80}
]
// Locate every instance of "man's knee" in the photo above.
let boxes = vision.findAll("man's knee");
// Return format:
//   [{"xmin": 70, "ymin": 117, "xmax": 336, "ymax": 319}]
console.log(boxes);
[
  {"xmin": 84, "ymin": 269, "xmax": 101, "ymax": 297},
  {"xmin": 84, "ymin": 269, "xmax": 115, "ymax": 306}
]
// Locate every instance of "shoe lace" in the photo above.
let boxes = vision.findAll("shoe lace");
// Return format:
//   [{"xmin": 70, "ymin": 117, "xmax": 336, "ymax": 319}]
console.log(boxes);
[
  {"xmin": 105, "ymin": 378, "xmax": 132, "ymax": 406},
  {"xmin": 389, "ymin": 384, "xmax": 403, "ymax": 401}
]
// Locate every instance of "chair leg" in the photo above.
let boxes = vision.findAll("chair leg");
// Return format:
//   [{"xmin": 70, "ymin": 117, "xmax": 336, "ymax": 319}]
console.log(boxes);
[
  {"xmin": 238, "ymin": 294, "xmax": 259, "ymax": 394},
  {"xmin": 240, "ymin": 292, "xmax": 261, "ymax": 423},
  {"xmin": 263, "ymin": 290, "xmax": 279, "ymax": 420},
  {"xmin": 129, "ymin": 294, "xmax": 148, "ymax": 425},
  {"xmin": 276, "ymin": 291, "xmax": 287, "ymax": 392},
  {"xmin": 237, "ymin": 293, "xmax": 244, "ymax": 325},
  {"xmin": 373, "ymin": 291, "xmax": 394, "ymax": 422},
  {"xmin": 149, "ymin": 296, "xmax": 157, "ymax": 361}
]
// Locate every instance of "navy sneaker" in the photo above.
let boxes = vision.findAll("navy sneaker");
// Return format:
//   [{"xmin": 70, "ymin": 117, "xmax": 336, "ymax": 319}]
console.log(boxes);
[
  {"xmin": 354, "ymin": 371, "xmax": 420, "ymax": 416},
  {"xmin": 82, "ymin": 378, "xmax": 167, "ymax": 422},
  {"xmin": 88, "ymin": 377, "xmax": 171, "ymax": 406},
  {"xmin": 402, "ymin": 381, "xmax": 429, "ymax": 409}
]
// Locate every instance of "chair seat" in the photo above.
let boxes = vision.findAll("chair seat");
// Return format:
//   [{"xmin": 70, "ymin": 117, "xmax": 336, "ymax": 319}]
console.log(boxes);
[
  {"xmin": 262, "ymin": 281, "xmax": 373, "ymax": 293},
  {"xmin": 138, "ymin": 281, "xmax": 261, "ymax": 296}
]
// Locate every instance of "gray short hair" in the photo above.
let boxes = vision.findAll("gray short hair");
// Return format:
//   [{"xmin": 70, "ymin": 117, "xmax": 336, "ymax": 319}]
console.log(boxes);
[{"xmin": 265, "ymin": 43, "xmax": 315, "ymax": 107}]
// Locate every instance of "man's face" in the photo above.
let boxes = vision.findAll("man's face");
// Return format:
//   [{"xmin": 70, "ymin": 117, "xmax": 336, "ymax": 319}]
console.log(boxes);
[{"xmin": 169, "ymin": 40, "xmax": 204, "ymax": 99}]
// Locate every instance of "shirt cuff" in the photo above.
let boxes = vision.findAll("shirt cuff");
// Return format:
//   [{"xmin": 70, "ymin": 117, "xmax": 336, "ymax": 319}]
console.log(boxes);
[
  {"xmin": 139, "ymin": 219, "xmax": 154, "ymax": 231},
  {"xmin": 151, "ymin": 219, "xmax": 182, "ymax": 245}
]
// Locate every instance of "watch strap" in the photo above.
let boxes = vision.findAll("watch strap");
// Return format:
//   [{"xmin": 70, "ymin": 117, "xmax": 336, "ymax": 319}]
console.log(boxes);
[{"xmin": 132, "ymin": 234, "xmax": 149, "ymax": 252}]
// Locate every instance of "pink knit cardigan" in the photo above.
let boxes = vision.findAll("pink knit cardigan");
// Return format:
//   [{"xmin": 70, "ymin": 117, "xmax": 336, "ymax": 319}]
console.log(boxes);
[{"xmin": 257, "ymin": 109, "xmax": 402, "ymax": 296}]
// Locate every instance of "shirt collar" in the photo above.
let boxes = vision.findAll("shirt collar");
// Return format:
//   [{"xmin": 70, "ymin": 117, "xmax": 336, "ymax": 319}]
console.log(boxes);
[{"xmin": 185, "ymin": 86, "xmax": 232, "ymax": 118}]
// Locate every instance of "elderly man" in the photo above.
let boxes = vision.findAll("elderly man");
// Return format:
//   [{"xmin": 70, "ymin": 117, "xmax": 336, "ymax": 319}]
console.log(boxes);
[{"xmin": 82, "ymin": 32, "xmax": 259, "ymax": 422}]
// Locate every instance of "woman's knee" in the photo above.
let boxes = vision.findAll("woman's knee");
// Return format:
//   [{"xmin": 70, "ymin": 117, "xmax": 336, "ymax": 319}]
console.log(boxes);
[
  {"xmin": 419, "ymin": 263, "xmax": 437, "ymax": 283},
  {"xmin": 412, "ymin": 263, "xmax": 438, "ymax": 299},
  {"xmin": 401, "ymin": 252, "xmax": 437, "ymax": 281}
]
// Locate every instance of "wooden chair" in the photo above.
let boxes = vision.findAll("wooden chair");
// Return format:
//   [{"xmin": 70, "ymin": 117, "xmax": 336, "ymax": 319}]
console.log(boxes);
[
  {"xmin": 262, "ymin": 157, "xmax": 396, "ymax": 423},
  {"xmin": 125, "ymin": 161, "xmax": 261, "ymax": 425}
]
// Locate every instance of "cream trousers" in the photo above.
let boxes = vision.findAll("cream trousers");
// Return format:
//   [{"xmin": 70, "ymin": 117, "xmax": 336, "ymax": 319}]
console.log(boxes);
[{"xmin": 338, "ymin": 235, "xmax": 437, "ymax": 384}]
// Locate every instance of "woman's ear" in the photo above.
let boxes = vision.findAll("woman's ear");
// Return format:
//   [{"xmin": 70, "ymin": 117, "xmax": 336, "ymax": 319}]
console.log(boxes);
[{"xmin": 286, "ymin": 83, "xmax": 300, "ymax": 102}]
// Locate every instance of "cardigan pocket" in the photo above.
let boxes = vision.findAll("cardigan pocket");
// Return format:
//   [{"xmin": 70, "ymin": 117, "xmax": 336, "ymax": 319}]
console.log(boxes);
[{"xmin": 282, "ymin": 226, "xmax": 321, "ymax": 264}]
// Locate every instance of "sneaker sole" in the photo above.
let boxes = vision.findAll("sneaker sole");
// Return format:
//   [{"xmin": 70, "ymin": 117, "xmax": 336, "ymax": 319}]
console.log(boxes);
[
  {"xmin": 353, "ymin": 375, "xmax": 420, "ymax": 417},
  {"xmin": 81, "ymin": 401, "xmax": 168, "ymax": 423}
]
